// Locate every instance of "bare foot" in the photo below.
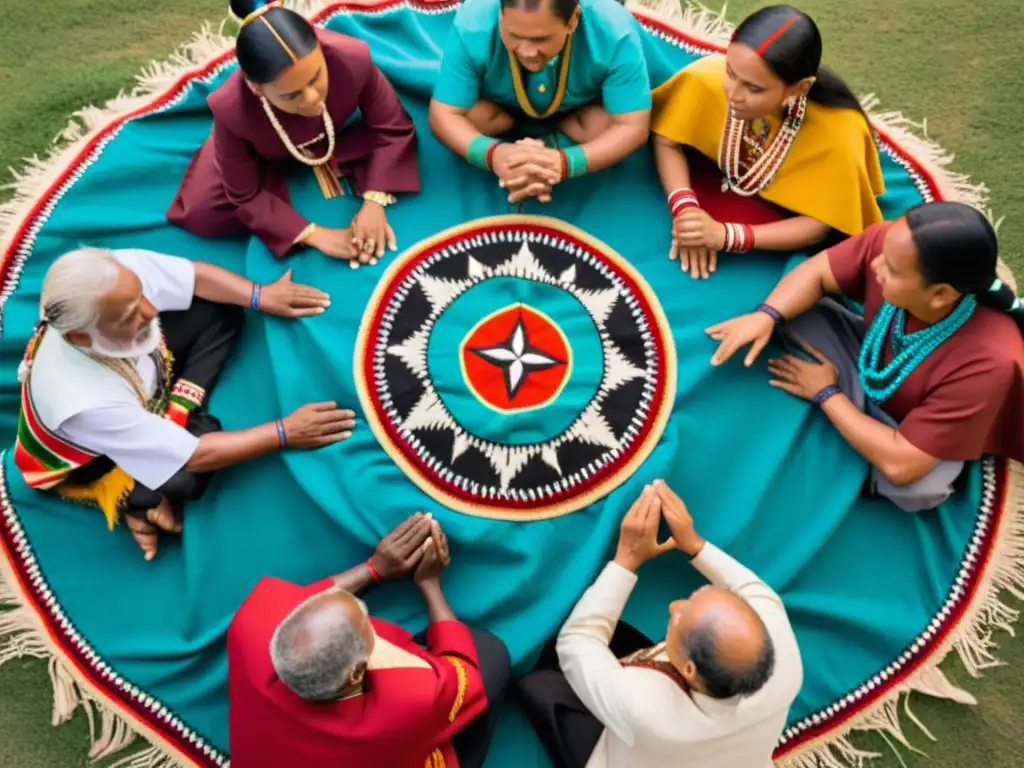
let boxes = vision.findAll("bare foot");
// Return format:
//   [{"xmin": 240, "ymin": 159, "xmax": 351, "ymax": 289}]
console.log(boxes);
[
  {"xmin": 125, "ymin": 515, "xmax": 160, "ymax": 561},
  {"xmin": 124, "ymin": 498, "xmax": 180, "ymax": 561},
  {"xmin": 147, "ymin": 497, "xmax": 181, "ymax": 533}
]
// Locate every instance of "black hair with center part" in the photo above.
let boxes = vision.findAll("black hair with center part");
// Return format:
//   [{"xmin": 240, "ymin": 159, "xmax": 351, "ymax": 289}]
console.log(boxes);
[
  {"xmin": 907, "ymin": 201, "xmax": 1024, "ymax": 335},
  {"xmin": 500, "ymin": 0, "xmax": 580, "ymax": 24},
  {"xmin": 731, "ymin": 4, "xmax": 864, "ymax": 117},
  {"xmin": 230, "ymin": 0, "xmax": 319, "ymax": 84},
  {"xmin": 685, "ymin": 621, "xmax": 776, "ymax": 699}
]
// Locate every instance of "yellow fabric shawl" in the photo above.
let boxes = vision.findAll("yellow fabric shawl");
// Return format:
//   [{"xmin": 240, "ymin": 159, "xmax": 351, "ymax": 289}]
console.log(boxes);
[{"xmin": 651, "ymin": 54, "xmax": 886, "ymax": 236}]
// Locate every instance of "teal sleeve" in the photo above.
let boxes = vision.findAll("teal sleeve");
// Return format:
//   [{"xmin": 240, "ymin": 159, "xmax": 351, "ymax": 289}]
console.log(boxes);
[
  {"xmin": 432, "ymin": 28, "xmax": 482, "ymax": 110},
  {"xmin": 601, "ymin": 32, "xmax": 652, "ymax": 115}
]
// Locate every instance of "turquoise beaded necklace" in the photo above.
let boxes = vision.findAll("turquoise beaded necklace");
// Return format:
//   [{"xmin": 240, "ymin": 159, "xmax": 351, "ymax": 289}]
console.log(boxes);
[{"xmin": 857, "ymin": 297, "xmax": 977, "ymax": 404}]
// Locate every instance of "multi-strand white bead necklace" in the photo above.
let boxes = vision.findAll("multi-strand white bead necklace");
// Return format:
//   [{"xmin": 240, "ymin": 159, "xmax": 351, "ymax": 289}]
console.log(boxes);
[{"xmin": 718, "ymin": 95, "xmax": 807, "ymax": 196}]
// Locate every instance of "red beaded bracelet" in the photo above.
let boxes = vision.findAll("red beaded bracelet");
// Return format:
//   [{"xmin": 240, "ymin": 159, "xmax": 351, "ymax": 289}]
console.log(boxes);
[
  {"xmin": 365, "ymin": 559, "xmax": 381, "ymax": 583},
  {"xmin": 722, "ymin": 222, "xmax": 756, "ymax": 253},
  {"xmin": 668, "ymin": 187, "xmax": 698, "ymax": 217}
]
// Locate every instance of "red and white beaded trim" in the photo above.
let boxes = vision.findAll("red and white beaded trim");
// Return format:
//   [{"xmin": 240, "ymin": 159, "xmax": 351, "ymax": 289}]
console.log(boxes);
[
  {"xmin": 0, "ymin": 2, "xmax": 1000, "ymax": 767},
  {"xmin": 170, "ymin": 379, "xmax": 207, "ymax": 408}
]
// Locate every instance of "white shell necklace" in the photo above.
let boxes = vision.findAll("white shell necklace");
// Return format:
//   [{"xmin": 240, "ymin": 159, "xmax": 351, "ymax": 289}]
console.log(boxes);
[{"xmin": 259, "ymin": 96, "xmax": 336, "ymax": 167}]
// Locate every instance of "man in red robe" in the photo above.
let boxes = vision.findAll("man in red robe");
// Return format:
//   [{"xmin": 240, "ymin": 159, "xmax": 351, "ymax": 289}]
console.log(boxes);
[{"xmin": 228, "ymin": 513, "xmax": 510, "ymax": 768}]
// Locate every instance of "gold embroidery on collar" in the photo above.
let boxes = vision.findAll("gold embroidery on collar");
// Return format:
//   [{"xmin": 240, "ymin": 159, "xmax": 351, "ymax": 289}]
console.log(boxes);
[{"xmin": 508, "ymin": 36, "xmax": 574, "ymax": 120}]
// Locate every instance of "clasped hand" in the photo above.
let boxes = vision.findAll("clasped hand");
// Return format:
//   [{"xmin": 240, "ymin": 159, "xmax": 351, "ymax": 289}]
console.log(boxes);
[
  {"xmin": 493, "ymin": 139, "xmax": 563, "ymax": 204},
  {"xmin": 614, "ymin": 480, "xmax": 706, "ymax": 572},
  {"xmin": 369, "ymin": 512, "xmax": 451, "ymax": 584}
]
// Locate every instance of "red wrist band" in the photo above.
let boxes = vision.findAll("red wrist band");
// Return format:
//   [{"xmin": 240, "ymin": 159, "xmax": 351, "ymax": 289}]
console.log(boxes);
[
  {"xmin": 484, "ymin": 141, "xmax": 499, "ymax": 170},
  {"xmin": 668, "ymin": 187, "xmax": 699, "ymax": 217},
  {"xmin": 723, "ymin": 222, "xmax": 756, "ymax": 253},
  {"xmin": 365, "ymin": 559, "xmax": 381, "ymax": 583}
]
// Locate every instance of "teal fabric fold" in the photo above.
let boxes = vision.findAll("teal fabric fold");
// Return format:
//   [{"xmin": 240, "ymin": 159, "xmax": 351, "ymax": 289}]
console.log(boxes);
[{"xmin": 0, "ymin": 6, "xmax": 982, "ymax": 766}]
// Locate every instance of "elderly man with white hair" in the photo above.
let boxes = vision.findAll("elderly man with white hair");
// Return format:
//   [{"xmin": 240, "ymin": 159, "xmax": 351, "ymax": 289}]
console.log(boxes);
[
  {"xmin": 227, "ymin": 513, "xmax": 511, "ymax": 768},
  {"xmin": 14, "ymin": 246, "xmax": 356, "ymax": 559}
]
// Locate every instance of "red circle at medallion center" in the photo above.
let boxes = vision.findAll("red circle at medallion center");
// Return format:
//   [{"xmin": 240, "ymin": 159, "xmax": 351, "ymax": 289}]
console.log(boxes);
[{"xmin": 460, "ymin": 303, "xmax": 570, "ymax": 413}]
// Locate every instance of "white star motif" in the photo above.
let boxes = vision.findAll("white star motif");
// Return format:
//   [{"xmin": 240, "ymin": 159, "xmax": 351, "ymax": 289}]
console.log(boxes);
[
  {"xmin": 469, "ymin": 316, "xmax": 564, "ymax": 400},
  {"xmin": 384, "ymin": 237, "xmax": 651, "ymax": 492}
]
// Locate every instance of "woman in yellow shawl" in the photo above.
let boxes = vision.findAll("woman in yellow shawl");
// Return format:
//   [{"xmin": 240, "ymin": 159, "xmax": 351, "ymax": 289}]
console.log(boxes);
[{"xmin": 650, "ymin": 5, "xmax": 885, "ymax": 279}]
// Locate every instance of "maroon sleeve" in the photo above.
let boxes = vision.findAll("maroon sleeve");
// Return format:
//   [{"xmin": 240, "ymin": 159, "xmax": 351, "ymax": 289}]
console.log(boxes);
[
  {"xmin": 357, "ymin": 61, "xmax": 420, "ymax": 194},
  {"xmin": 213, "ymin": 121, "xmax": 311, "ymax": 258},
  {"xmin": 899, "ymin": 357, "xmax": 1015, "ymax": 460},
  {"xmin": 826, "ymin": 222, "xmax": 890, "ymax": 303}
]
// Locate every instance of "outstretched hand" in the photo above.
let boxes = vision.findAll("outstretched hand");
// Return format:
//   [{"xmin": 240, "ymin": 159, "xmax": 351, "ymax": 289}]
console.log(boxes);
[
  {"xmin": 258, "ymin": 269, "xmax": 331, "ymax": 318},
  {"xmin": 613, "ymin": 485, "xmax": 676, "ymax": 572},
  {"xmin": 767, "ymin": 337, "xmax": 838, "ymax": 401},
  {"xmin": 369, "ymin": 512, "xmax": 435, "ymax": 581}
]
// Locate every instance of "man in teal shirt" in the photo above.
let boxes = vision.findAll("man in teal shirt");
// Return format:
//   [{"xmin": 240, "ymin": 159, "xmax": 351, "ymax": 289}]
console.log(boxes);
[{"xmin": 429, "ymin": 0, "xmax": 652, "ymax": 204}]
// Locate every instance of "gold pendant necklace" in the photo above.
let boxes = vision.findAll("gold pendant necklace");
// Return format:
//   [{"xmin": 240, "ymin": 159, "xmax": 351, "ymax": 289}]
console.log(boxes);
[{"xmin": 509, "ymin": 36, "xmax": 574, "ymax": 120}]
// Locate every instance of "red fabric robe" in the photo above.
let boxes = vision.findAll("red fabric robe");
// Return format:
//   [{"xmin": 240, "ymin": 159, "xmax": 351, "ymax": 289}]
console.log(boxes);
[
  {"xmin": 167, "ymin": 30, "xmax": 420, "ymax": 258},
  {"xmin": 228, "ymin": 576, "xmax": 487, "ymax": 768}
]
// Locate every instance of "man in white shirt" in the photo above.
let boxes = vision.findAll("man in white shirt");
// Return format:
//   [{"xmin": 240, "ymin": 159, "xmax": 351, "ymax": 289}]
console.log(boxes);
[
  {"xmin": 517, "ymin": 480, "xmax": 803, "ymax": 767},
  {"xmin": 15, "ymin": 246, "xmax": 356, "ymax": 559}
]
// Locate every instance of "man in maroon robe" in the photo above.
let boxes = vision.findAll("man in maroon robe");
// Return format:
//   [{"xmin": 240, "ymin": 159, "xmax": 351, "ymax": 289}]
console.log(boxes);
[
  {"xmin": 168, "ymin": 28, "xmax": 420, "ymax": 260},
  {"xmin": 227, "ymin": 513, "xmax": 510, "ymax": 768}
]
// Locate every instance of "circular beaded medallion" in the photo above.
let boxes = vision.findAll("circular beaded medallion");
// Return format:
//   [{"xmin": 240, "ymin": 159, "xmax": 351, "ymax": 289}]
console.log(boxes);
[{"xmin": 355, "ymin": 216, "xmax": 676, "ymax": 519}]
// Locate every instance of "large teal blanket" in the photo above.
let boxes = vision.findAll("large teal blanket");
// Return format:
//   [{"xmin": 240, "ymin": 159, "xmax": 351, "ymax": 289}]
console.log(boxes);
[{"xmin": 0, "ymin": 2, "xmax": 1001, "ymax": 765}]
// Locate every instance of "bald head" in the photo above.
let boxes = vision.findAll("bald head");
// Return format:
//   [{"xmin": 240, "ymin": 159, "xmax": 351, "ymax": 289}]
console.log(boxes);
[
  {"xmin": 667, "ymin": 587, "xmax": 775, "ymax": 699},
  {"xmin": 269, "ymin": 588, "xmax": 374, "ymax": 702}
]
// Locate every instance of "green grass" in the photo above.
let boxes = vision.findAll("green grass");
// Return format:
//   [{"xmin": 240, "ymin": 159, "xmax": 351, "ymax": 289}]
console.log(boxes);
[{"xmin": 0, "ymin": 0, "xmax": 1021, "ymax": 765}]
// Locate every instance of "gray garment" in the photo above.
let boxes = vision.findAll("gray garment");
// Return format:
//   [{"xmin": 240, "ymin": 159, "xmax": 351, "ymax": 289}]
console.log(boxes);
[{"xmin": 779, "ymin": 298, "xmax": 964, "ymax": 512}]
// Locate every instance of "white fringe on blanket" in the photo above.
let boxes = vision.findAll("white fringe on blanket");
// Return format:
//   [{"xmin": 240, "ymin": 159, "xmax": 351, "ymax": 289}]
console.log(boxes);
[{"xmin": 0, "ymin": 1, "xmax": 1019, "ymax": 767}]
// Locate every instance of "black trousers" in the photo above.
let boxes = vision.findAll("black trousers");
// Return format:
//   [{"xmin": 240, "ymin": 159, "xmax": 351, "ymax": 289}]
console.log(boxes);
[
  {"xmin": 515, "ymin": 623, "xmax": 653, "ymax": 768},
  {"xmin": 66, "ymin": 298, "xmax": 243, "ymax": 513},
  {"xmin": 413, "ymin": 627, "xmax": 511, "ymax": 768}
]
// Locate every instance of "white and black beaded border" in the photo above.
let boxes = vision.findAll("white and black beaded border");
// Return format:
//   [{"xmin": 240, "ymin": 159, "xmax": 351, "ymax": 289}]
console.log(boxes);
[
  {"xmin": 370, "ymin": 227, "xmax": 661, "ymax": 505},
  {"xmin": 0, "ymin": 454, "xmax": 230, "ymax": 766},
  {"xmin": 0, "ymin": 55, "xmax": 239, "ymax": 768},
  {"xmin": 0, "ymin": 2, "xmax": 990, "ymax": 766},
  {"xmin": 775, "ymin": 456, "xmax": 999, "ymax": 752}
]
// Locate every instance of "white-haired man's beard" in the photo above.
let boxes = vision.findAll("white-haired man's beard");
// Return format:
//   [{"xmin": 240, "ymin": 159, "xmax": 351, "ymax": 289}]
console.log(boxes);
[{"xmin": 89, "ymin": 317, "xmax": 161, "ymax": 359}]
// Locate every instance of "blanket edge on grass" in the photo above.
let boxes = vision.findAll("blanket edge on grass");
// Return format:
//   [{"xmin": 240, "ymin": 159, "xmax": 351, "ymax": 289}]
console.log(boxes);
[{"xmin": 0, "ymin": 2, "xmax": 1020, "ymax": 766}]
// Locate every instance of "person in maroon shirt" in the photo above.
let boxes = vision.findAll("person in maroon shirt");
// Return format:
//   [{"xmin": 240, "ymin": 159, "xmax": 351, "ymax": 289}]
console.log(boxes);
[
  {"xmin": 228, "ymin": 512, "xmax": 510, "ymax": 768},
  {"xmin": 168, "ymin": 0, "xmax": 420, "ymax": 263},
  {"xmin": 705, "ymin": 201, "xmax": 1024, "ymax": 511}
]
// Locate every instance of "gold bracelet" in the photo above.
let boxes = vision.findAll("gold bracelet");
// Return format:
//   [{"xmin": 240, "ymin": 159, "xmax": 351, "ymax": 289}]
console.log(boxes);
[
  {"xmin": 362, "ymin": 190, "xmax": 396, "ymax": 207},
  {"xmin": 294, "ymin": 223, "xmax": 318, "ymax": 244}
]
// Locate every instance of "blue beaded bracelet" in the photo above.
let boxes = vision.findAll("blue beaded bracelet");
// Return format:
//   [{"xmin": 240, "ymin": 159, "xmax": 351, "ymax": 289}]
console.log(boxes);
[
  {"xmin": 250, "ymin": 282, "xmax": 263, "ymax": 310},
  {"xmin": 274, "ymin": 418, "xmax": 288, "ymax": 448},
  {"xmin": 756, "ymin": 303, "xmax": 785, "ymax": 325},
  {"xmin": 813, "ymin": 384, "xmax": 841, "ymax": 407}
]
